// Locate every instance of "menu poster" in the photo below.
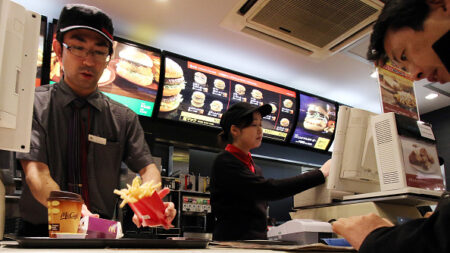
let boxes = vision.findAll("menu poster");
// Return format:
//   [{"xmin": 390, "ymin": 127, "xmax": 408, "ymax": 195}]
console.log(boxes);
[
  {"xmin": 401, "ymin": 136, "xmax": 445, "ymax": 191},
  {"xmin": 377, "ymin": 61, "xmax": 418, "ymax": 119},
  {"xmin": 158, "ymin": 54, "xmax": 297, "ymax": 141},
  {"xmin": 35, "ymin": 16, "xmax": 47, "ymax": 87},
  {"xmin": 98, "ymin": 39, "xmax": 161, "ymax": 117},
  {"xmin": 290, "ymin": 94, "xmax": 336, "ymax": 150}
]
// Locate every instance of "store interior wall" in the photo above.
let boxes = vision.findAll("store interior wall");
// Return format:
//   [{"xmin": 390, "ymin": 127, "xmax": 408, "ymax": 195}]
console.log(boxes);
[{"xmin": 421, "ymin": 106, "xmax": 450, "ymax": 190}]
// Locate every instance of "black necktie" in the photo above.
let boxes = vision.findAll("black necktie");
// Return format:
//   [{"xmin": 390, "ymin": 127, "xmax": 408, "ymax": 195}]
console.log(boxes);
[{"xmin": 67, "ymin": 98, "xmax": 88, "ymax": 203}]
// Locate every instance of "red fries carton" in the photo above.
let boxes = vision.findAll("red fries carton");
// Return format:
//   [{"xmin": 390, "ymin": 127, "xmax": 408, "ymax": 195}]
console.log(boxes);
[{"xmin": 114, "ymin": 177, "xmax": 173, "ymax": 228}]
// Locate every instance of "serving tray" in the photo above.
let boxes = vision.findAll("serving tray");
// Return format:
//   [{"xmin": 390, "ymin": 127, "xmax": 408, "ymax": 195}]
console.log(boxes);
[{"xmin": 11, "ymin": 236, "xmax": 209, "ymax": 249}]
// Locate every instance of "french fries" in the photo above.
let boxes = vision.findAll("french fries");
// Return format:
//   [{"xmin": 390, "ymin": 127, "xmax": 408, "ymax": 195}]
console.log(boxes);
[{"xmin": 114, "ymin": 176, "xmax": 161, "ymax": 208}]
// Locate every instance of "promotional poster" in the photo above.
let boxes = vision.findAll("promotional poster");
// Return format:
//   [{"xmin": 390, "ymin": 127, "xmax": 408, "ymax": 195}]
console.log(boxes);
[
  {"xmin": 290, "ymin": 94, "xmax": 336, "ymax": 150},
  {"xmin": 401, "ymin": 136, "xmax": 445, "ymax": 191},
  {"xmin": 377, "ymin": 62, "xmax": 419, "ymax": 120}
]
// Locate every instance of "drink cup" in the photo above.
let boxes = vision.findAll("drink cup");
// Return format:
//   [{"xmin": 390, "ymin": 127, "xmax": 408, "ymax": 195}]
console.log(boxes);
[{"xmin": 47, "ymin": 191, "xmax": 83, "ymax": 238}]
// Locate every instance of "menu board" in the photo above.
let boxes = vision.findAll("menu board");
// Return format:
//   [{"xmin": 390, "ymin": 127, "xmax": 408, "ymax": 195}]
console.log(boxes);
[
  {"xmin": 158, "ymin": 53, "xmax": 297, "ymax": 141},
  {"xmin": 48, "ymin": 28, "xmax": 161, "ymax": 117},
  {"xmin": 97, "ymin": 38, "xmax": 161, "ymax": 117},
  {"xmin": 35, "ymin": 16, "xmax": 47, "ymax": 87},
  {"xmin": 290, "ymin": 94, "xmax": 336, "ymax": 150}
]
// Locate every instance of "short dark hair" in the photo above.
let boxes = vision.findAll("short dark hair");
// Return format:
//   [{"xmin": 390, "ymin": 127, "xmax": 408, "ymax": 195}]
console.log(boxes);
[{"xmin": 367, "ymin": 0, "xmax": 430, "ymax": 65}]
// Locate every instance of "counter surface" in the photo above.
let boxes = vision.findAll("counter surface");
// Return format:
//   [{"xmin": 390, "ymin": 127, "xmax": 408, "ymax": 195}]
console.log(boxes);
[
  {"xmin": 0, "ymin": 241, "xmax": 280, "ymax": 253},
  {"xmin": 1, "ymin": 240, "xmax": 354, "ymax": 252}
]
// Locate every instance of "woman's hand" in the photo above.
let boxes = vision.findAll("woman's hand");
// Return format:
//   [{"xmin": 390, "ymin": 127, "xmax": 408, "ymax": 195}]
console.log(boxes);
[{"xmin": 319, "ymin": 159, "xmax": 332, "ymax": 177}]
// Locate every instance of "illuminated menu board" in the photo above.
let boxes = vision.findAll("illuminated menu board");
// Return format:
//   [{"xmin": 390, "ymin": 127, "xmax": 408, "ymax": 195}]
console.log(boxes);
[
  {"xmin": 97, "ymin": 38, "xmax": 161, "ymax": 117},
  {"xmin": 290, "ymin": 94, "xmax": 336, "ymax": 150},
  {"xmin": 48, "ymin": 27, "xmax": 161, "ymax": 117},
  {"xmin": 158, "ymin": 53, "xmax": 297, "ymax": 141}
]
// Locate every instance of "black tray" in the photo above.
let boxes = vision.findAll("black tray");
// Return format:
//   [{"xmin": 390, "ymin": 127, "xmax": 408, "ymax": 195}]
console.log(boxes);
[{"xmin": 11, "ymin": 237, "xmax": 209, "ymax": 248}]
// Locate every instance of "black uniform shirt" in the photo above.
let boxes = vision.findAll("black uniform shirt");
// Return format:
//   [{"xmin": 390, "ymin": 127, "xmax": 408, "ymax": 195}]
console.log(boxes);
[
  {"xmin": 17, "ymin": 80, "xmax": 154, "ymax": 224},
  {"xmin": 210, "ymin": 150, "xmax": 325, "ymax": 240}
]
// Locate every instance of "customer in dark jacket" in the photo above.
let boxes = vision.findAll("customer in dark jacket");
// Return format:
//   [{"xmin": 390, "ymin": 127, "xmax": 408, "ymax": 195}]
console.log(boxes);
[
  {"xmin": 332, "ymin": 0, "xmax": 449, "ymax": 252},
  {"xmin": 210, "ymin": 102, "xmax": 331, "ymax": 241}
]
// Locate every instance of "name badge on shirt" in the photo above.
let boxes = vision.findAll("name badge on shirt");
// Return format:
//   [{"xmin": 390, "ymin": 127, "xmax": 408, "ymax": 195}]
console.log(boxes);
[{"xmin": 88, "ymin": 134, "xmax": 107, "ymax": 145}]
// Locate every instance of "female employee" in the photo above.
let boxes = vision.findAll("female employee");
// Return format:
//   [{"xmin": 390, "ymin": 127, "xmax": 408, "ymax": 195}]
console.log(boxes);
[{"xmin": 210, "ymin": 102, "xmax": 331, "ymax": 241}]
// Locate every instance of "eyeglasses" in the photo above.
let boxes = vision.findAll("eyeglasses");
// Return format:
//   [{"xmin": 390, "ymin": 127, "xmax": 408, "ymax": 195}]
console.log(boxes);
[{"xmin": 62, "ymin": 43, "xmax": 110, "ymax": 62}]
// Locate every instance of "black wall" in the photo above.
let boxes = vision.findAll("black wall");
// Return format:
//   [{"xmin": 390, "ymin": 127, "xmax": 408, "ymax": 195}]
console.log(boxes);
[{"xmin": 421, "ymin": 106, "xmax": 450, "ymax": 189}]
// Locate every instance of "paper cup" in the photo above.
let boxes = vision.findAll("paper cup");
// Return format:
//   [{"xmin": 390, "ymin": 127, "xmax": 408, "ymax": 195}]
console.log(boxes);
[{"xmin": 47, "ymin": 191, "xmax": 83, "ymax": 238}]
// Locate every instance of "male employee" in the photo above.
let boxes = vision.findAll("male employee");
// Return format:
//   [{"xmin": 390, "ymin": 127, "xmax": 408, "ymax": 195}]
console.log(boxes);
[
  {"xmin": 16, "ymin": 4, "xmax": 175, "ymax": 236},
  {"xmin": 332, "ymin": 0, "xmax": 450, "ymax": 252}
]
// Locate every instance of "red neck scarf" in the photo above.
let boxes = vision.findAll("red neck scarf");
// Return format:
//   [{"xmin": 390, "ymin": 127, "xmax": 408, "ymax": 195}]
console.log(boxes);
[{"xmin": 225, "ymin": 144, "xmax": 255, "ymax": 173}]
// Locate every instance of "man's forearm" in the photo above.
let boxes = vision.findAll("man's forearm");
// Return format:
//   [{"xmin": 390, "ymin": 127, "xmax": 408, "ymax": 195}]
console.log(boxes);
[
  {"xmin": 139, "ymin": 163, "xmax": 162, "ymax": 188},
  {"xmin": 21, "ymin": 160, "xmax": 60, "ymax": 207}
]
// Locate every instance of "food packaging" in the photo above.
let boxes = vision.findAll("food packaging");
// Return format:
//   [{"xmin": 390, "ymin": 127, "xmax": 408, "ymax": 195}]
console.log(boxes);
[
  {"xmin": 128, "ymin": 190, "xmax": 173, "ymax": 229},
  {"xmin": 79, "ymin": 216, "xmax": 123, "ymax": 239}
]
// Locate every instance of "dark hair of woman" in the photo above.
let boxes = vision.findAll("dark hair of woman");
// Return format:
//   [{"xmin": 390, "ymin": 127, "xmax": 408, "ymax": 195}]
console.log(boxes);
[{"xmin": 217, "ymin": 112, "xmax": 255, "ymax": 148}]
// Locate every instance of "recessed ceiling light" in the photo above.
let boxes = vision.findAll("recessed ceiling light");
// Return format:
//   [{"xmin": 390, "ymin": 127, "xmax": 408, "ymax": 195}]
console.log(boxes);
[
  {"xmin": 370, "ymin": 69, "xmax": 378, "ymax": 78},
  {"xmin": 425, "ymin": 93, "xmax": 438, "ymax": 100}
]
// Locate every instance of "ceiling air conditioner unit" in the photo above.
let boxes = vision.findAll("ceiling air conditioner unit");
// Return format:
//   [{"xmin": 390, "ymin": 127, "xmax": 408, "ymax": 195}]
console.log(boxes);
[{"xmin": 221, "ymin": 0, "xmax": 384, "ymax": 60}]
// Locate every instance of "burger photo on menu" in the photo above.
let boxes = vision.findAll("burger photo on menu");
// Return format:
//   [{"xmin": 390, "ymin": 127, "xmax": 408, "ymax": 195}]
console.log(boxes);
[
  {"xmin": 280, "ymin": 118, "xmax": 290, "ymax": 128},
  {"xmin": 214, "ymin": 79, "xmax": 225, "ymax": 90},
  {"xmin": 235, "ymin": 84, "xmax": 246, "ymax": 96},
  {"xmin": 115, "ymin": 48, "xmax": 155, "ymax": 88},
  {"xmin": 213, "ymin": 79, "xmax": 227, "ymax": 98},
  {"xmin": 290, "ymin": 94, "xmax": 336, "ymax": 149},
  {"xmin": 232, "ymin": 83, "xmax": 247, "ymax": 102},
  {"xmin": 160, "ymin": 58, "xmax": 185, "ymax": 112},
  {"xmin": 98, "ymin": 67, "xmax": 116, "ymax": 86},
  {"xmin": 210, "ymin": 100, "xmax": 223, "ymax": 113},
  {"xmin": 152, "ymin": 56, "xmax": 161, "ymax": 83},
  {"xmin": 251, "ymin": 89, "xmax": 263, "ymax": 100},
  {"xmin": 283, "ymin": 99, "xmax": 293, "ymax": 109},
  {"xmin": 190, "ymin": 91, "xmax": 206, "ymax": 113},
  {"xmin": 193, "ymin": 71, "xmax": 208, "ymax": 92},
  {"xmin": 303, "ymin": 104, "xmax": 328, "ymax": 132}
]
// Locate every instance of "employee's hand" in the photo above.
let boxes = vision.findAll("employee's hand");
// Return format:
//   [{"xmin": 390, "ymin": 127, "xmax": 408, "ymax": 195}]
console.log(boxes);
[
  {"xmin": 132, "ymin": 202, "xmax": 176, "ymax": 229},
  {"xmin": 132, "ymin": 188, "xmax": 177, "ymax": 229},
  {"xmin": 319, "ymin": 159, "xmax": 331, "ymax": 177},
  {"xmin": 424, "ymin": 211, "xmax": 434, "ymax": 218},
  {"xmin": 81, "ymin": 204, "xmax": 100, "ymax": 218},
  {"xmin": 332, "ymin": 213, "xmax": 394, "ymax": 250}
]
